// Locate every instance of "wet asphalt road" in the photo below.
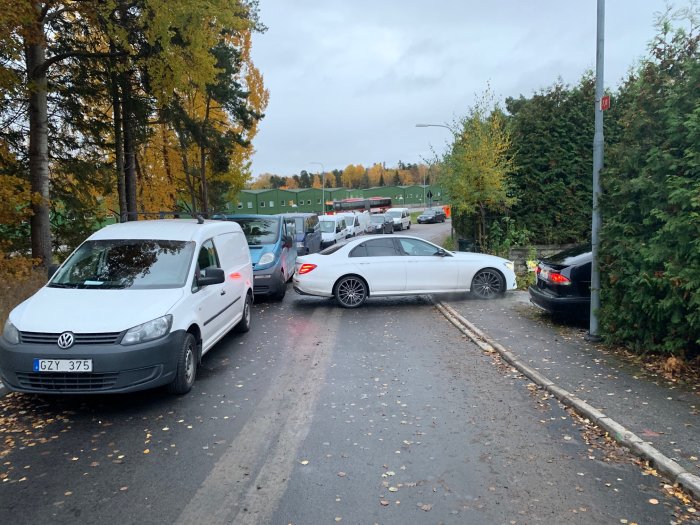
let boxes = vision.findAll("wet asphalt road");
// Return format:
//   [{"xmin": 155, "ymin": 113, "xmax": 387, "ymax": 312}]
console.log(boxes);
[{"xmin": 0, "ymin": 224, "xmax": 696, "ymax": 524}]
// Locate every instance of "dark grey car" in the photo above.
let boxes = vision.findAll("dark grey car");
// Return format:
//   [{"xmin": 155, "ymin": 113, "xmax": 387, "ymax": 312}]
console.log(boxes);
[{"xmin": 367, "ymin": 213, "xmax": 394, "ymax": 234}]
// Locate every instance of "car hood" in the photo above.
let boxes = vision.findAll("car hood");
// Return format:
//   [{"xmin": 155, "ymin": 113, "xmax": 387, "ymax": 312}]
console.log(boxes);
[{"xmin": 9, "ymin": 287, "xmax": 184, "ymax": 333}]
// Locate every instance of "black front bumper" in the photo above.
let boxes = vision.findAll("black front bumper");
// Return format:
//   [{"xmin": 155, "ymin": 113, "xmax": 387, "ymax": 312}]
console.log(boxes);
[{"xmin": 0, "ymin": 330, "xmax": 187, "ymax": 394}]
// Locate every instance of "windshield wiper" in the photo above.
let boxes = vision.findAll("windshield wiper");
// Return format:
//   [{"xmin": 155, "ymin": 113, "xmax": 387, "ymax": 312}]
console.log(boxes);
[{"xmin": 48, "ymin": 282, "xmax": 79, "ymax": 288}]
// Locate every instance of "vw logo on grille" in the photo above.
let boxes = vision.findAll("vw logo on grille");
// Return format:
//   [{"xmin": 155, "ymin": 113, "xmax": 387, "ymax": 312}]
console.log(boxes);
[{"xmin": 57, "ymin": 332, "xmax": 75, "ymax": 349}]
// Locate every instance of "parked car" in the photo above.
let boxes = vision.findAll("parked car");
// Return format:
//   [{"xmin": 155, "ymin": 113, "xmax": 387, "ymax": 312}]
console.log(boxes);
[
  {"xmin": 417, "ymin": 209, "xmax": 445, "ymax": 224},
  {"xmin": 217, "ymin": 214, "xmax": 296, "ymax": 300},
  {"xmin": 385, "ymin": 207, "xmax": 411, "ymax": 231},
  {"xmin": 280, "ymin": 212, "xmax": 322, "ymax": 256},
  {"xmin": 338, "ymin": 211, "xmax": 370, "ymax": 237},
  {"xmin": 528, "ymin": 245, "xmax": 592, "ymax": 320},
  {"xmin": 319, "ymin": 215, "xmax": 349, "ymax": 248},
  {"xmin": 367, "ymin": 213, "xmax": 394, "ymax": 234},
  {"xmin": 293, "ymin": 235, "xmax": 516, "ymax": 308},
  {"xmin": 429, "ymin": 207, "xmax": 447, "ymax": 221},
  {"xmin": 0, "ymin": 219, "xmax": 253, "ymax": 395}
]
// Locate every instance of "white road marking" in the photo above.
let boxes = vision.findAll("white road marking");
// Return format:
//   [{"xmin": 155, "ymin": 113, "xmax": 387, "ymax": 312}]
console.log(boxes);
[{"xmin": 176, "ymin": 307, "xmax": 338, "ymax": 524}]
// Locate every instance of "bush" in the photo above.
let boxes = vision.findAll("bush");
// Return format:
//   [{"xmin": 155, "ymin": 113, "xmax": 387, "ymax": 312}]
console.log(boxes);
[{"xmin": 599, "ymin": 16, "xmax": 700, "ymax": 357}]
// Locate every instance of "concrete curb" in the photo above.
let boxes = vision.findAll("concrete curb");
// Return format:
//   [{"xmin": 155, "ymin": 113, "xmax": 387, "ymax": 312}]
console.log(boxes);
[{"xmin": 435, "ymin": 300, "xmax": 700, "ymax": 501}]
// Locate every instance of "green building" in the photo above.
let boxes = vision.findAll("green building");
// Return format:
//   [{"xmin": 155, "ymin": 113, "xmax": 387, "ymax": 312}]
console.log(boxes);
[{"xmin": 234, "ymin": 184, "xmax": 448, "ymax": 215}]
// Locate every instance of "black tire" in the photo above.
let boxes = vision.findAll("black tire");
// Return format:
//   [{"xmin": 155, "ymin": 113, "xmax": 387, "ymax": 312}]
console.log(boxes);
[
  {"xmin": 334, "ymin": 275, "xmax": 367, "ymax": 308},
  {"xmin": 407, "ymin": 222, "xmax": 411, "ymax": 230},
  {"xmin": 234, "ymin": 292, "xmax": 252, "ymax": 333},
  {"xmin": 471, "ymin": 268, "xmax": 505, "ymax": 299},
  {"xmin": 168, "ymin": 332, "xmax": 197, "ymax": 395}
]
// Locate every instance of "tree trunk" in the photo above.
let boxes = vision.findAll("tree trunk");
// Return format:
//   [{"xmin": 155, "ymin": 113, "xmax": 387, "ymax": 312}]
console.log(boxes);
[
  {"xmin": 109, "ymin": 53, "xmax": 127, "ymax": 221},
  {"xmin": 177, "ymin": 132, "xmax": 198, "ymax": 215},
  {"xmin": 120, "ymin": 71, "xmax": 138, "ymax": 220},
  {"xmin": 160, "ymin": 124, "xmax": 176, "ymax": 207},
  {"xmin": 25, "ymin": 14, "xmax": 52, "ymax": 267},
  {"xmin": 199, "ymin": 96, "xmax": 211, "ymax": 217}
]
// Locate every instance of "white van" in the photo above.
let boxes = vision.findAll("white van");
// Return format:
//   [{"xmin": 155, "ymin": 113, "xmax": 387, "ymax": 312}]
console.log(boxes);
[
  {"xmin": 338, "ymin": 211, "xmax": 370, "ymax": 237},
  {"xmin": 0, "ymin": 219, "xmax": 253, "ymax": 395},
  {"xmin": 319, "ymin": 215, "xmax": 348, "ymax": 248},
  {"xmin": 385, "ymin": 207, "xmax": 411, "ymax": 231}
]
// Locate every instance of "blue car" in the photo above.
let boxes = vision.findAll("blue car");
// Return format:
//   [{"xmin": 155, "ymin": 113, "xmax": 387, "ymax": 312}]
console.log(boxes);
[{"xmin": 216, "ymin": 214, "xmax": 296, "ymax": 300}]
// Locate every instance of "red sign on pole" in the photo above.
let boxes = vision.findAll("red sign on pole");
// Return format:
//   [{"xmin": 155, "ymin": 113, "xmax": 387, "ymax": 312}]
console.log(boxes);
[{"xmin": 600, "ymin": 95, "xmax": 611, "ymax": 111}]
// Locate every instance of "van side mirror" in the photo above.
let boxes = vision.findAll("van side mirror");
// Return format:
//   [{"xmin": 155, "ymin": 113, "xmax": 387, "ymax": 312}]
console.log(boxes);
[{"xmin": 198, "ymin": 267, "xmax": 225, "ymax": 286}]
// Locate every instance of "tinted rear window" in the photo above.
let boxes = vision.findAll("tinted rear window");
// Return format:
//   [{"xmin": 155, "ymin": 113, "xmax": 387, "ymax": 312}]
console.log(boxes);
[{"xmin": 542, "ymin": 245, "xmax": 592, "ymax": 266}]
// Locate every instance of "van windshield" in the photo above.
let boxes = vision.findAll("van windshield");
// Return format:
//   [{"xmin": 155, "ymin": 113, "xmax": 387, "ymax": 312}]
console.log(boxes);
[
  {"xmin": 49, "ymin": 239, "xmax": 195, "ymax": 290},
  {"xmin": 319, "ymin": 221, "xmax": 336, "ymax": 233},
  {"xmin": 233, "ymin": 218, "xmax": 280, "ymax": 246}
]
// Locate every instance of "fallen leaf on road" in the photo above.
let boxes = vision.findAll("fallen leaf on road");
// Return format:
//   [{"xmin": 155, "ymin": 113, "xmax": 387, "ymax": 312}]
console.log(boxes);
[
  {"xmin": 648, "ymin": 498, "xmax": 659, "ymax": 505},
  {"xmin": 300, "ymin": 460, "xmax": 309, "ymax": 465},
  {"xmin": 419, "ymin": 503, "xmax": 433, "ymax": 511},
  {"xmin": 380, "ymin": 500, "xmax": 389, "ymax": 506}
]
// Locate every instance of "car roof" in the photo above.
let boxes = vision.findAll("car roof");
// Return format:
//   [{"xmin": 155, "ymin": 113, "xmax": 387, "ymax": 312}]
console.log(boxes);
[{"xmin": 88, "ymin": 219, "xmax": 243, "ymax": 242}]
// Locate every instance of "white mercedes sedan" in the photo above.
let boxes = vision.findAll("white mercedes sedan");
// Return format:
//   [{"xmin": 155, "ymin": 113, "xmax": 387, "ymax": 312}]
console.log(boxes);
[{"xmin": 293, "ymin": 235, "xmax": 517, "ymax": 308}]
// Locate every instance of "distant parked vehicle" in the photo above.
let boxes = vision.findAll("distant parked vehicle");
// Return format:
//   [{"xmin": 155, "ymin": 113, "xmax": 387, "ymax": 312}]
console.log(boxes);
[
  {"xmin": 367, "ymin": 213, "xmax": 394, "ymax": 234},
  {"xmin": 338, "ymin": 211, "xmax": 370, "ymax": 237},
  {"xmin": 385, "ymin": 208, "xmax": 411, "ymax": 231},
  {"xmin": 319, "ymin": 215, "xmax": 349, "ymax": 248},
  {"xmin": 429, "ymin": 207, "xmax": 447, "ymax": 222},
  {"xmin": 280, "ymin": 213, "xmax": 322, "ymax": 256},
  {"xmin": 528, "ymin": 245, "xmax": 592, "ymax": 320},
  {"xmin": 417, "ymin": 209, "xmax": 445, "ymax": 224}
]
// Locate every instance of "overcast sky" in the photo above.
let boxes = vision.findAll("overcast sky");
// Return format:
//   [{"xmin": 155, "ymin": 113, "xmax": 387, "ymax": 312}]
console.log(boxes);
[{"xmin": 250, "ymin": 0, "xmax": 673, "ymax": 178}]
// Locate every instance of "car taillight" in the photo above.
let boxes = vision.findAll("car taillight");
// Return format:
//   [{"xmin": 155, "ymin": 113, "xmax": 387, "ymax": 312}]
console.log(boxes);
[
  {"xmin": 298, "ymin": 263, "xmax": 317, "ymax": 275},
  {"xmin": 548, "ymin": 272, "xmax": 571, "ymax": 285}
]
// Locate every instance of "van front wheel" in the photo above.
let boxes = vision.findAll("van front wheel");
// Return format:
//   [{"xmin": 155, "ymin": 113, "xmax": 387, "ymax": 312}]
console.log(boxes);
[{"xmin": 168, "ymin": 333, "xmax": 197, "ymax": 395}]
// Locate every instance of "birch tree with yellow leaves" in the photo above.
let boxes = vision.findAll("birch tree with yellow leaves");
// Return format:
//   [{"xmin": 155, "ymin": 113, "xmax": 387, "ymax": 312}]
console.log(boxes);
[{"xmin": 440, "ymin": 91, "xmax": 515, "ymax": 250}]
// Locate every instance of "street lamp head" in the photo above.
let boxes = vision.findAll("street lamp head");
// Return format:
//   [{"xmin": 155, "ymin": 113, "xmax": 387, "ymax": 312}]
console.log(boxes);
[{"xmin": 415, "ymin": 123, "xmax": 451, "ymax": 130}]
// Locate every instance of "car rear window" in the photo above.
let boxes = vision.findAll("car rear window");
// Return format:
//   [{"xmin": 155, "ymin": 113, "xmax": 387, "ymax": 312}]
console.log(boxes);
[{"xmin": 542, "ymin": 245, "xmax": 592, "ymax": 265}]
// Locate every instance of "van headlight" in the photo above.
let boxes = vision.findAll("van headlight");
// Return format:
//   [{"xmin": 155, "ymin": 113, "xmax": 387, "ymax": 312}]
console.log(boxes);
[
  {"xmin": 258, "ymin": 252, "xmax": 275, "ymax": 266},
  {"xmin": 2, "ymin": 320, "xmax": 19, "ymax": 345},
  {"xmin": 122, "ymin": 315, "xmax": 172, "ymax": 345}
]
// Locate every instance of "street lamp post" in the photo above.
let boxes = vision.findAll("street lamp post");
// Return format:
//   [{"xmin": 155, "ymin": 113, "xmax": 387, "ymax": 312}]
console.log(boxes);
[
  {"xmin": 415, "ymin": 124, "xmax": 452, "ymax": 207},
  {"xmin": 310, "ymin": 162, "xmax": 325, "ymax": 214}
]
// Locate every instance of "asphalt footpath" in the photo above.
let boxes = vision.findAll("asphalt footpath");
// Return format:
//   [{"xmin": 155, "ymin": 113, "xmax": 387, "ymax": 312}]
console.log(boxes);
[{"xmin": 437, "ymin": 291, "xmax": 700, "ymax": 501}]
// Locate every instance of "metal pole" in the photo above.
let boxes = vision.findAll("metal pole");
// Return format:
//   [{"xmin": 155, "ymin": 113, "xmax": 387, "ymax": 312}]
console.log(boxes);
[{"xmin": 588, "ymin": 0, "xmax": 604, "ymax": 340}]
